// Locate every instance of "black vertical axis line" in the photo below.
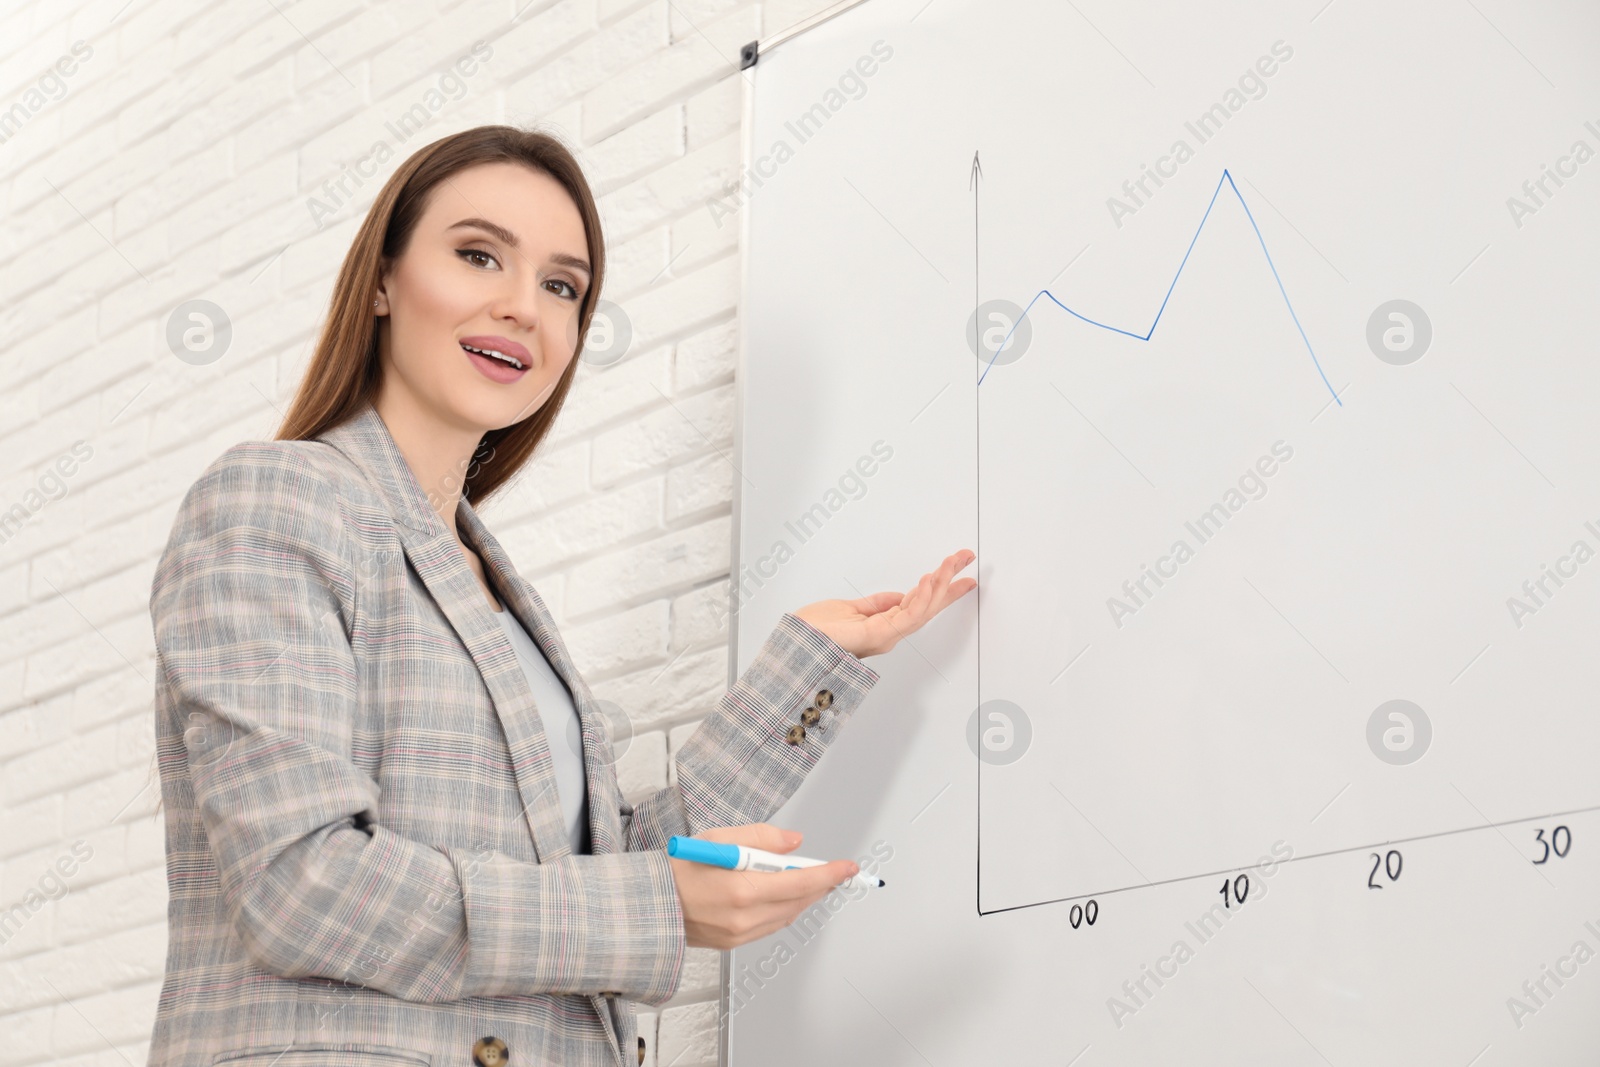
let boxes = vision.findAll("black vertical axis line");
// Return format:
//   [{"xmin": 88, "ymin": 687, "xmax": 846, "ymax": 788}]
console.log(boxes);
[{"xmin": 970, "ymin": 149, "xmax": 983, "ymax": 917}]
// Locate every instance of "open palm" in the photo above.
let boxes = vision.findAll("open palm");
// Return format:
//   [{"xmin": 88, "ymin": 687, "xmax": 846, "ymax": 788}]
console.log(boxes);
[{"xmin": 792, "ymin": 549, "xmax": 976, "ymax": 659}]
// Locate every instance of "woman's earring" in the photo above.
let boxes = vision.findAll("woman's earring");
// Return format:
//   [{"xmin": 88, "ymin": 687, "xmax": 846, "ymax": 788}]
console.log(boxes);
[{"xmin": 372, "ymin": 299, "xmax": 379, "ymax": 308}]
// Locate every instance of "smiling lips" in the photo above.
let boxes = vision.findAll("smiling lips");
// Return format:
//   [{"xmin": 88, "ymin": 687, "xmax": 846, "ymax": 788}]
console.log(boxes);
[{"xmin": 460, "ymin": 335, "xmax": 532, "ymax": 383}]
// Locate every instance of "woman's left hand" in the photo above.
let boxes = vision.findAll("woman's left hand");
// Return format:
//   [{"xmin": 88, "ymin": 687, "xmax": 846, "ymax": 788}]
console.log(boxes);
[{"xmin": 791, "ymin": 548, "xmax": 976, "ymax": 659}]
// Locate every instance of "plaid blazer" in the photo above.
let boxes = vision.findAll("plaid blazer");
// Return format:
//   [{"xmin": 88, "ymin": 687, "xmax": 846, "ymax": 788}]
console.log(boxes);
[{"xmin": 146, "ymin": 400, "xmax": 881, "ymax": 1067}]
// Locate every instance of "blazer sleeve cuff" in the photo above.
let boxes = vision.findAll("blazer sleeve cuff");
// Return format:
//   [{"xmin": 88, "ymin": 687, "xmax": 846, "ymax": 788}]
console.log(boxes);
[
  {"xmin": 668, "ymin": 612, "xmax": 881, "ymax": 833},
  {"xmin": 458, "ymin": 846, "xmax": 686, "ymax": 1004}
]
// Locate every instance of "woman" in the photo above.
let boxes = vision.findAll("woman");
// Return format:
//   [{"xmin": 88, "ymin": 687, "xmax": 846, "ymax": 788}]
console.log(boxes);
[{"xmin": 147, "ymin": 125, "xmax": 975, "ymax": 1067}]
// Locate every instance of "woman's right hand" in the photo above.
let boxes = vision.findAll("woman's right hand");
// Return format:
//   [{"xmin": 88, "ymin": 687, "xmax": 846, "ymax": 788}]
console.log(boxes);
[{"xmin": 667, "ymin": 823, "xmax": 861, "ymax": 950}]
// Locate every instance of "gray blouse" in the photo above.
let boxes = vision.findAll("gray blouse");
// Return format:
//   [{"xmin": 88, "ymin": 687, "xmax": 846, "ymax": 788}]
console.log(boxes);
[{"xmin": 492, "ymin": 605, "xmax": 590, "ymax": 855}]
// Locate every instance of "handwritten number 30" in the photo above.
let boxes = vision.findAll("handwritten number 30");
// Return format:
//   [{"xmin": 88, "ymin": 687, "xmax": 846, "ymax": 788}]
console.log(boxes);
[{"xmin": 1533, "ymin": 826, "xmax": 1572, "ymax": 865}]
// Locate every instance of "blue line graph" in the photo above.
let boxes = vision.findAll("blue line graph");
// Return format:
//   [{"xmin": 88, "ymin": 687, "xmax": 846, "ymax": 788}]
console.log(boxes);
[{"xmin": 977, "ymin": 169, "xmax": 1341, "ymax": 406}]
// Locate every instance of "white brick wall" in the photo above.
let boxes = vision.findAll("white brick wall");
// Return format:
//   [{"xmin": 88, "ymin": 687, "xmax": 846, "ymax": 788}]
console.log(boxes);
[{"xmin": 0, "ymin": 0, "xmax": 843, "ymax": 1062}]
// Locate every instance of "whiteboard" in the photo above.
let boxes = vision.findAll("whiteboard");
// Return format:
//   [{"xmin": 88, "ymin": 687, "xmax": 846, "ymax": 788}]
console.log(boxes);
[{"xmin": 726, "ymin": 0, "xmax": 1600, "ymax": 1061}]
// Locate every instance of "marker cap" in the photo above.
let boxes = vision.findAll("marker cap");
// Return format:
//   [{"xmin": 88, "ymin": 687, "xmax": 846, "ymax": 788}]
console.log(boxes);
[{"xmin": 666, "ymin": 835, "xmax": 741, "ymax": 868}]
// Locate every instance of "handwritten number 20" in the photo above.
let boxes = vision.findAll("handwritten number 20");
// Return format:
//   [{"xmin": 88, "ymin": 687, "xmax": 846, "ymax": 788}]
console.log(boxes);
[{"xmin": 1368, "ymin": 850, "xmax": 1402, "ymax": 889}]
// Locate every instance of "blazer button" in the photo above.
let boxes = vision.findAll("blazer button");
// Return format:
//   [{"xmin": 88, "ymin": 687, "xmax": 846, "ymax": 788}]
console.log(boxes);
[
  {"xmin": 814, "ymin": 688, "xmax": 834, "ymax": 710},
  {"xmin": 785, "ymin": 723, "xmax": 807, "ymax": 744},
  {"xmin": 800, "ymin": 706, "xmax": 820, "ymax": 727},
  {"xmin": 472, "ymin": 1036, "xmax": 509, "ymax": 1067}
]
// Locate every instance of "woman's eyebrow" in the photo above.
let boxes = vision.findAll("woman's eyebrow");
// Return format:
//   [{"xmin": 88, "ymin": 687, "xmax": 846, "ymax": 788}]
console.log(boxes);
[{"xmin": 446, "ymin": 216, "xmax": 591, "ymax": 276}]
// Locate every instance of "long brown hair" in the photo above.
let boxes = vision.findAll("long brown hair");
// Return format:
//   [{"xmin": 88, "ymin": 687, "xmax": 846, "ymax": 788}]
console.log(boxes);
[{"xmin": 274, "ymin": 125, "xmax": 606, "ymax": 505}]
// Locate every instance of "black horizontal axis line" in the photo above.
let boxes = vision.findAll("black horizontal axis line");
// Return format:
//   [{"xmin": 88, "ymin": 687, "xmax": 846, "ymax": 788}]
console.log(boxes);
[{"xmin": 977, "ymin": 800, "xmax": 1600, "ymax": 917}]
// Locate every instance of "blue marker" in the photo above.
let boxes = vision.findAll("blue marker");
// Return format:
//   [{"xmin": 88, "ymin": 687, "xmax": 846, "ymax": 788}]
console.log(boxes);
[{"xmin": 667, "ymin": 835, "xmax": 886, "ymax": 891}]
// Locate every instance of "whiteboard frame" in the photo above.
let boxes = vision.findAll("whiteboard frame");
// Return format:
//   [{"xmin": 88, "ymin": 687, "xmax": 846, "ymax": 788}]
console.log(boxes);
[{"xmin": 721, "ymin": 2, "xmax": 876, "ymax": 1064}]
